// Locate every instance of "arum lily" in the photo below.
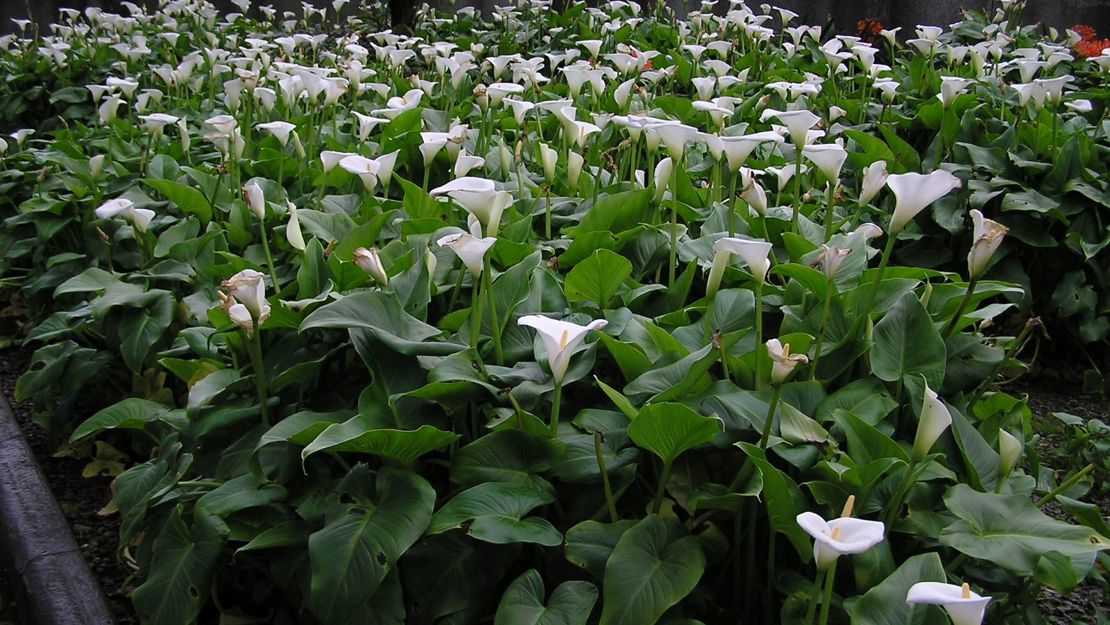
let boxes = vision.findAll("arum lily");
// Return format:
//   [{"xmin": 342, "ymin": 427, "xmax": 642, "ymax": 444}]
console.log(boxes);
[
  {"xmin": 906, "ymin": 582, "xmax": 991, "ymax": 625},
  {"xmin": 653, "ymin": 157, "xmax": 673, "ymax": 203},
  {"xmin": 767, "ymin": 338, "xmax": 809, "ymax": 386},
  {"xmin": 221, "ymin": 268, "xmax": 271, "ymax": 425},
  {"xmin": 858, "ymin": 160, "xmax": 888, "ymax": 206},
  {"xmin": 937, "ymin": 76, "xmax": 973, "ymax": 108},
  {"xmin": 796, "ymin": 509, "xmax": 884, "ymax": 572},
  {"xmin": 353, "ymin": 246, "xmax": 388, "ymax": 286},
  {"xmin": 437, "ymin": 232, "xmax": 496, "ymax": 278},
  {"xmin": 430, "ymin": 177, "xmax": 511, "ymax": 237},
  {"xmin": 138, "ymin": 113, "xmax": 179, "ymax": 137},
  {"xmin": 913, "ymin": 382, "xmax": 952, "ymax": 461},
  {"xmin": 759, "ymin": 109, "xmax": 820, "ymax": 149},
  {"xmin": 96, "ymin": 197, "xmax": 155, "ymax": 234},
  {"xmin": 797, "ymin": 497, "xmax": 885, "ymax": 625},
  {"xmin": 518, "ymin": 314, "xmax": 608, "ymax": 435},
  {"xmin": 887, "ymin": 170, "xmax": 962, "ymax": 235},
  {"xmin": 567, "ymin": 151, "xmax": 585, "ymax": 192},
  {"xmin": 708, "ymin": 237, "xmax": 772, "ymax": 289},
  {"xmin": 243, "ymin": 182, "xmax": 266, "ymax": 220},
  {"xmin": 967, "ymin": 209, "xmax": 1007, "ymax": 279},
  {"xmin": 998, "ymin": 429, "xmax": 1022, "ymax": 484},
  {"xmin": 285, "ymin": 202, "xmax": 305, "ymax": 252},
  {"xmin": 256, "ymin": 121, "xmax": 296, "ymax": 147}
]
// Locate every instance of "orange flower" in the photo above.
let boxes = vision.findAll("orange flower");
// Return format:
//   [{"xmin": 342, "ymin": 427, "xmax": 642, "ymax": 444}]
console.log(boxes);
[
  {"xmin": 1072, "ymin": 24, "xmax": 1097, "ymax": 42},
  {"xmin": 1076, "ymin": 38, "xmax": 1110, "ymax": 58}
]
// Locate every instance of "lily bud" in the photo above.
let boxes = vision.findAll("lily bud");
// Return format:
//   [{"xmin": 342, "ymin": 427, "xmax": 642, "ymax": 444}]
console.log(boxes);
[
  {"xmin": 539, "ymin": 142, "xmax": 558, "ymax": 182},
  {"xmin": 653, "ymin": 157, "xmax": 673, "ymax": 203},
  {"xmin": 221, "ymin": 269, "xmax": 267, "ymax": 320},
  {"xmin": 912, "ymin": 382, "xmax": 952, "ymax": 461},
  {"xmin": 243, "ymin": 182, "xmax": 266, "ymax": 221},
  {"xmin": 89, "ymin": 154, "xmax": 106, "ymax": 179},
  {"xmin": 567, "ymin": 151, "xmax": 584, "ymax": 192},
  {"xmin": 859, "ymin": 160, "xmax": 888, "ymax": 206},
  {"xmin": 967, "ymin": 209, "xmax": 1007, "ymax": 279},
  {"xmin": 353, "ymin": 246, "xmax": 388, "ymax": 286},
  {"xmin": 286, "ymin": 201, "xmax": 305, "ymax": 251},
  {"xmin": 767, "ymin": 338, "xmax": 809, "ymax": 385},
  {"xmin": 817, "ymin": 245, "xmax": 851, "ymax": 279},
  {"xmin": 998, "ymin": 429, "xmax": 1022, "ymax": 480}
]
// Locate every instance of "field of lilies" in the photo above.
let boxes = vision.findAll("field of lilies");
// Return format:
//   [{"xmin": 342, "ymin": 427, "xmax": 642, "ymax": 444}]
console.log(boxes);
[{"xmin": 0, "ymin": 0, "xmax": 1108, "ymax": 623}]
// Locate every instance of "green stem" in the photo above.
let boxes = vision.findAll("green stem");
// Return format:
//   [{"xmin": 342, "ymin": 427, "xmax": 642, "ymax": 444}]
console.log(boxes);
[
  {"xmin": 818, "ymin": 559, "xmax": 838, "ymax": 625},
  {"xmin": 550, "ymin": 382, "xmax": 563, "ymax": 437},
  {"xmin": 728, "ymin": 174, "xmax": 739, "ymax": 237},
  {"xmin": 941, "ymin": 277, "xmax": 978, "ymax": 340},
  {"xmin": 754, "ymin": 281, "xmax": 764, "ymax": 391},
  {"xmin": 595, "ymin": 431, "xmax": 619, "ymax": 522},
  {"xmin": 259, "ymin": 221, "xmax": 280, "ymax": 290},
  {"xmin": 758, "ymin": 384, "xmax": 782, "ymax": 448},
  {"xmin": 544, "ymin": 185, "xmax": 552, "ymax": 239},
  {"xmin": 792, "ymin": 146, "xmax": 803, "ymax": 234},
  {"xmin": 851, "ymin": 231, "xmax": 897, "ymax": 339},
  {"xmin": 651, "ymin": 458, "xmax": 674, "ymax": 514},
  {"xmin": 246, "ymin": 325, "xmax": 270, "ymax": 426},
  {"xmin": 668, "ymin": 157, "xmax": 681, "ymax": 287},
  {"xmin": 1036, "ymin": 463, "xmax": 1096, "ymax": 507},
  {"xmin": 483, "ymin": 258, "xmax": 503, "ymax": 365},
  {"xmin": 469, "ymin": 278, "xmax": 484, "ymax": 350},
  {"xmin": 804, "ymin": 566, "xmax": 822, "ymax": 625},
  {"xmin": 811, "ymin": 276, "xmax": 835, "ymax": 380},
  {"xmin": 883, "ymin": 459, "xmax": 917, "ymax": 529},
  {"xmin": 177, "ymin": 480, "xmax": 222, "ymax": 489},
  {"xmin": 823, "ymin": 181, "xmax": 836, "ymax": 241},
  {"xmin": 968, "ymin": 319, "xmax": 1036, "ymax": 408}
]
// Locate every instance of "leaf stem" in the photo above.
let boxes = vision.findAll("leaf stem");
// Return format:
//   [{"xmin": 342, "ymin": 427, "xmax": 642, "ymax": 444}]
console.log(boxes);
[
  {"xmin": 469, "ymin": 277, "xmax": 484, "ymax": 351},
  {"xmin": 549, "ymin": 381, "xmax": 563, "ymax": 437},
  {"xmin": 483, "ymin": 258, "xmax": 503, "ymax": 365},
  {"xmin": 651, "ymin": 458, "xmax": 674, "ymax": 514},
  {"xmin": 594, "ymin": 431, "xmax": 619, "ymax": 522},
  {"xmin": 817, "ymin": 558, "xmax": 838, "ymax": 625},
  {"xmin": 1035, "ymin": 463, "xmax": 1095, "ymax": 507},
  {"xmin": 259, "ymin": 221, "xmax": 280, "ymax": 291},
  {"xmin": 668, "ymin": 157, "xmax": 681, "ymax": 287},
  {"xmin": 941, "ymin": 277, "xmax": 978, "ymax": 340},
  {"xmin": 758, "ymin": 384, "xmax": 782, "ymax": 449},
  {"xmin": 246, "ymin": 324, "xmax": 270, "ymax": 426}
]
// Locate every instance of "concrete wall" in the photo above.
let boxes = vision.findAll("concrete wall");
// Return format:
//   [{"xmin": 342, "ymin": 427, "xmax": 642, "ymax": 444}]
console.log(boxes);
[{"xmin": 3, "ymin": 0, "xmax": 1108, "ymax": 39}]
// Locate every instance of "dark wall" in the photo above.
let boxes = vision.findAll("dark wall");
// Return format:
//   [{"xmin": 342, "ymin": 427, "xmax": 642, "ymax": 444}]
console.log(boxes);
[{"xmin": 2, "ymin": 0, "xmax": 1108, "ymax": 39}]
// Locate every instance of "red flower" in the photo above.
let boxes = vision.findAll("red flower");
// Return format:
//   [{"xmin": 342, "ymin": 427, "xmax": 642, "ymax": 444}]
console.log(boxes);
[
  {"xmin": 1076, "ymin": 38, "xmax": 1110, "ymax": 58},
  {"xmin": 1072, "ymin": 24, "xmax": 1097, "ymax": 42}
]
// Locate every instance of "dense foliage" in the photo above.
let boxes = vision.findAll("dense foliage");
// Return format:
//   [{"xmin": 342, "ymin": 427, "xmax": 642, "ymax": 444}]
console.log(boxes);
[{"xmin": 0, "ymin": 1, "xmax": 1107, "ymax": 624}]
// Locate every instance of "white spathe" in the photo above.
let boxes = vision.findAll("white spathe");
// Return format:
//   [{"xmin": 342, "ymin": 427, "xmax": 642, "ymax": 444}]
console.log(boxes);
[{"xmin": 517, "ymin": 315, "xmax": 608, "ymax": 384}]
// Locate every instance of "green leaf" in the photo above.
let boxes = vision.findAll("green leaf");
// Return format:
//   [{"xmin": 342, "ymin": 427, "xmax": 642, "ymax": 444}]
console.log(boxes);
[
  {"xmin": 301, "ymin": 290, "xmax": 462, "ymax": 356},
  {"xmin": 869, "ymin": 292, "xmax": 946, "ymax": 388},
  {"xmin": 194, "ymin": 474, "xmax": 286, "ymax": 518},
  {"xmin": 494, "ymin": 570, "xmax": 598, "ymax": 625},
  {"xmin": 849, "ymin": 552, "xmax": 946, "ymax": 625},
  {"xmin": 574, "ymin": 189, "xmax": 653, "ymax": 234},
  {"xmin": 429, "ymin": 482, "xmax": 562, "ymax": 546},
  {"xmin": 565, "ymin": 520, "xmax": 637, "ymax": 577},
  {"xmin": 939, "ymin": 484, "xmax": 1110, "ymax": 575},
  {"xmin": 119, "ymin": 295, "xmax": 173, "ymax": 372},
  {"xmin": 451, "ymin": 430, "xmax": 563, "ymax": 489},
  {"xmin": 627, "ymin": 403, "xmax": 721, "ymax": 464},
  {"xmin": 308, "ymin": 467, "xmax": 435, "ymax": 625},
  {"xmin": 565, "ymin": 249, "xmax": 633, "ymax": 308},
  {"xmin": 143, "ymin": 178, "xmax": 213, "ymax": 222},
  {"xmin": 598, "ymin": 515, "xmax": 706, "ymax": 625},
  {"xmin": 132, "ymin": 507, "xmax": 227, "ymax": 625},
  {"xmin": 738, "ymin": 443, "xmax": 812, "ymax": 561},
  {"xmin": 302, "ymin": 418, "xmax": 458, "ymax": 466},
  {"xmin": 71, "ymin": 398, "xmax": 186, "ymax": 442}
]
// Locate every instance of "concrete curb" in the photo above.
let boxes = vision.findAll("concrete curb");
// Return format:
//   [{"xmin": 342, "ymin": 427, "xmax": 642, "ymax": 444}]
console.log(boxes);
[{"xmin": 0, "ymin": 392, "xmax": 115, "ymax": 625}]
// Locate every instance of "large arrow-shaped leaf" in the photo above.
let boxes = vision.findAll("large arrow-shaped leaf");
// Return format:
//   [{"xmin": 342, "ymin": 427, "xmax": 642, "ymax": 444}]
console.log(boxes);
[
  {"xmin": 308, "ymin": 468, "xmax": 435, "ymax": 625},
  {"xmin": 495, "ymin": 569, "xmax": 598, "ymax": 625}
]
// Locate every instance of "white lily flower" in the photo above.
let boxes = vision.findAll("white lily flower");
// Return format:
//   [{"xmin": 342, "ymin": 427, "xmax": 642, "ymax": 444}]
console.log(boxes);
[
  {"xmin": 711, "ymin": 237, "xmax": 772, "ymax": 285},
  {"xmin": 796, "ymin": 509, "xmax": 884, "ymax": 571},
  {"xmin": 89, "ymin": 155, "xmax": 105, "ymax": 179},
  {"xmin": 760, "ymin": 109, "xmax": 821, "ymax": 148},
  {"xmin": 740, "ymin": 175, "xmax": 768, "ymax": 216},
  {"xmin": 98, "ymin": 95, "xmax": 125, "ymax": 125},
  {"xmin": 256, "ymin": 121, "xmax": 295, "ymax": 147},
  {"xmin": 431, "ymin": 177, "xmax": 512, "ymax": 237},
  {"xmin": 817, "ymin": 245, "xmax": 851, "ymax": 279},
  {"xmin": 859, "ymin": 160, "xmax": 889, "ymax": 206},
  {"xmin": 653, "ymin": 157, "xmax": 673, "ymax": 203},
  {"xmin": 937, "ymin": 76, "xmax": 973, "ymax": 108},
  {"xmin": 454, "ymin": 149, "xmax": 485, "ymax": 178},
  {"xmin": 221, "ymin": 269, "xmax": 268, "ymax": 320},
  {"xmin": 802, "ymin": 143, "xmax": 848, "ymax": 182},
  {"xmin": 351, "ymin": 112, "xmax": 388, "ymax": 142},
  {"xmin": 998, "ymin": 429, "xmax": 1022, "ymax": 478},
  {"xmin": 967, "ymin": 209, "xmax": 1007, "ymax": 279},
  {"xmin": 243, "ymin": 182, "xmax": 266, "ymax": 220},
  {"xmin": 95, "ymin": 197, "xmax": 155, "ymax": 233},
  {"xmin": 906, "ymin": 582, "xmax": 991, "ymax": 625},
  {"xmin": 654, "ymin": 123, "xmax": 699, "ymax": 161},
  {"xmin": 321, "ymin": 150, "xmax": 355, "ymax": 174},
  {"xmin": 719, "ymin": 132, "xmax": 783, "ymax": 172},
  {"xmin": 517, "ymin": 315, "xmax": 608, "ymax": 384},
  {"xmin": 767, "ymin": 338, "xmax": 810, "ymax": 385},
  {"xmin": 353, "ymin": 246, "xmax": 389, "ymax": 286},
  {"xmin": 437, "ymin": 232, "xmax": 496, "ymax": 277},
  {"xmin": 138, "ymin": 113, "xmax": 179, "ymax": 137},
  {"xmin": 887, "ymin": 170, "xmax": 962, "ymax": 234},
  {"xmin": 285, "ymin": 201, "xmax": 305, "ymax": 252},
  {"xmin": 912, "ymin": 382, "xmax": 952, "ymax": 461},
  {"xmin": 567, "ymin": 151, "xmax": 585, "ymax": 192}
]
